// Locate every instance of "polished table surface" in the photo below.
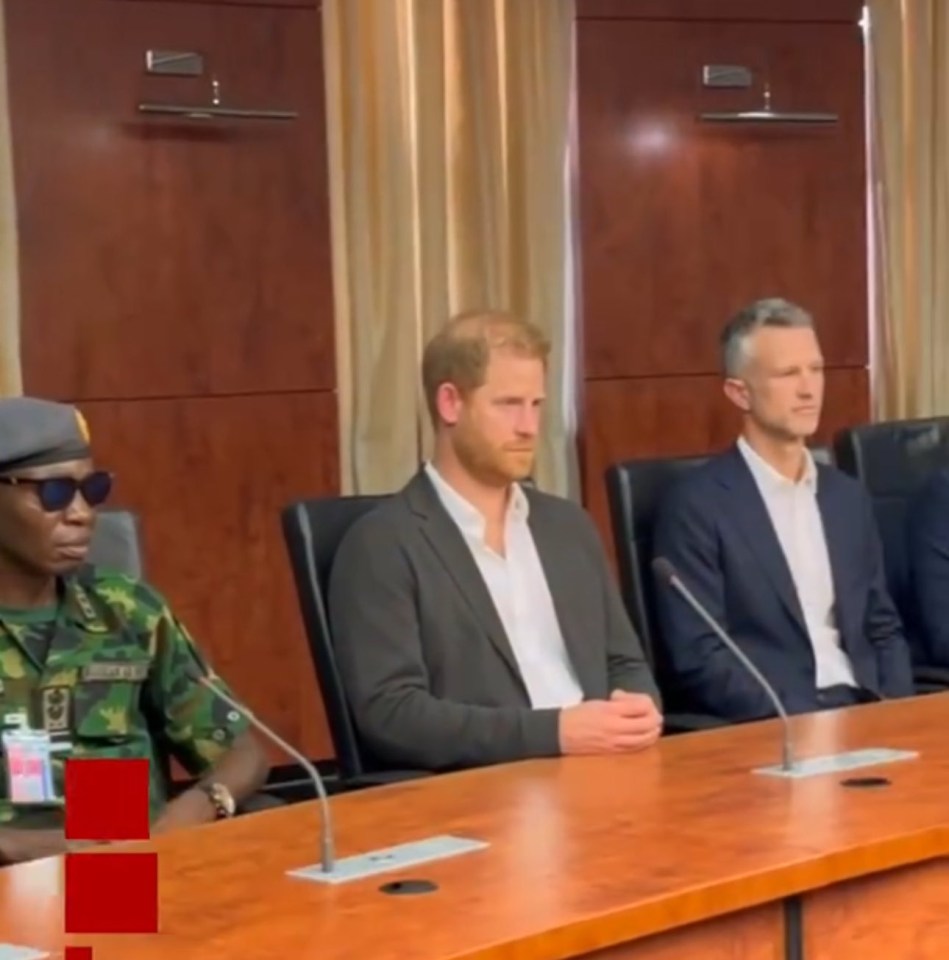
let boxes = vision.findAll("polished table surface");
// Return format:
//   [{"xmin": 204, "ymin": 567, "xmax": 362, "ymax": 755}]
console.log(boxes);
[{"xmin": 2, "ymin": 694, "xmax": 949, "ymax": 959}]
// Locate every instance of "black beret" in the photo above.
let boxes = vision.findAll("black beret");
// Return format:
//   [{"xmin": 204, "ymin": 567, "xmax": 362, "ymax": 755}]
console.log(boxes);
[{"xmin": 0, "ymin": 397, "xmax": 92, "ymax": 473}]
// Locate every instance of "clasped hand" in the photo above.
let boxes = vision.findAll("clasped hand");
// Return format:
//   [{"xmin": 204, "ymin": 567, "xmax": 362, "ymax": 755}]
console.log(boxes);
[{"xmin": 559, "ymin": 690, "xmax": 662, "ymax": 755}]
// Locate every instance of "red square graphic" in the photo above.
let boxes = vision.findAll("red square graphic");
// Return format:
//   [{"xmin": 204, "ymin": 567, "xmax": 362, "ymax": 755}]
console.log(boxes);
[
  {"xmin": 64, "ymin": 949, "xmax": 93, "ymax": 960},
  {"xmin": 65, "ymin": 758, "xmax": 150, "ymax": 841},
  {"xmin": 64, "ymin": 852, "xmax": 159, "ymax": 934}
]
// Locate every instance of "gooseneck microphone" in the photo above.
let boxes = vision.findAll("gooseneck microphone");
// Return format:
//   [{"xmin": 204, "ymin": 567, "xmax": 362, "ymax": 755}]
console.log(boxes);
[
  {"xmin": 652, "ymin": 557, "xmax": 795, "ymax": 772},
  {"xmin": 186, "ymin": 664, "xmax": 336, "ymax": 873}
]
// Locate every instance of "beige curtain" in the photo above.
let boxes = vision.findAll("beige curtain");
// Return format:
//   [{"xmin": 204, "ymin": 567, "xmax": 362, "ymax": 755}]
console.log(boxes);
[
  {"xmin": 869, "ymin": 0, "xmax": 949, "ymax": 419},
  {"xmin": 0, "ymin": 0, "xmax": 21, "ymax": 396},
  {"xmin": 324, "ymin": 0, "xmax": 578, "ymax": 496}
]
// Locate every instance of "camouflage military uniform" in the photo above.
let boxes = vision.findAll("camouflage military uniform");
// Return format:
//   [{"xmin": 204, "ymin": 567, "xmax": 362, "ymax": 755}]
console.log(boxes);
[{"xmin": 0, "ymin": 567, "xmax": 249, "ymax": 829}]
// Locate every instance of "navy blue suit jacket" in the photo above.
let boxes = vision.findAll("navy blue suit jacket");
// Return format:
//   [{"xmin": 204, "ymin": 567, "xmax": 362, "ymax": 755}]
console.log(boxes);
[
  {"xmin": 907, "ymin": 466, "xmax": 949, "ymax": 667},
  {"xmin": 652, "ymin": 446, "xmax": 914, "ymax": 721}
]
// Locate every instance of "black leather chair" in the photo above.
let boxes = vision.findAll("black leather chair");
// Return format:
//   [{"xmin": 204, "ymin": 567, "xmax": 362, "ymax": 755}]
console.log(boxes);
[
  {"xmin": 834, "ymin": 417, "xmax": 949, "ymax": 691},
  {"xmin": 604, "ymin": 445, "xmax": 833, "ymax": 730},
  {"xmin": 605, "ymin": 456, "xmax": 709, "ymax": 674},
  {"xmin": 605, "ymin": 455, "xmax": 724, "ymax": 731},
  {"xmin": 90, "ymin": 508, "xmax": 284, "ymax": 812},
  {"xmin": 90, "ymin": 509, "xmax": 145, "ymax": 577},
  {"xmin": 281, "ymin": 495, "xmax": 429, "ymax": 790}
]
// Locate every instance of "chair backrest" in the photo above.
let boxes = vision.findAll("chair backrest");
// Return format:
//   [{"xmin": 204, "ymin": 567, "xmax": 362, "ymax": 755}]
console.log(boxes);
[
  {"xmin": 605, "ymin": 455, "xmax": 710, "ymax": 670},
  {"xmin": 833, "ymin": 418, "xmax": 949, "ymax": 495},
  {"xmin": 89, "ymin": 509, "xmax": 144, "ymax": 578},
  {"xmin": 833, "ymin": 417, "xmax": 949, "ymax": 625},
  {"xmin": 280, "ymin": 495, "xmax": 390, "ymax": 781},
  {"xmin": 604, "ymin": 443, "xmax": 833, "ymax": 671}
]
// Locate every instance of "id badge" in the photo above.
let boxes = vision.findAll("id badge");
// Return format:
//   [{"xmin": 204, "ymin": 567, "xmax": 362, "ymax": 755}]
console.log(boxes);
[{"xmin": 2, "ymin": 729, "xmax": 57, "ymax": 805}]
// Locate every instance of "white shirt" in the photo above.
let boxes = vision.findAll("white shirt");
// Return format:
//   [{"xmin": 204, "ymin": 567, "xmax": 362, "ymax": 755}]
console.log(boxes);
[
  {"xmin": 424, "ymin": 463, "xmax": 584, "ymax": 709},
  {"xmin": 737, "ymin": 438, "xmax": 857, "ymax": 690}
]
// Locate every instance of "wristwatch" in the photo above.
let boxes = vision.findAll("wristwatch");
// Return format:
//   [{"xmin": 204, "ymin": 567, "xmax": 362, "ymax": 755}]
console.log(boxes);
[{"xmin": 199, "ymin": 782, "xmax": 236, "ymax": 820}]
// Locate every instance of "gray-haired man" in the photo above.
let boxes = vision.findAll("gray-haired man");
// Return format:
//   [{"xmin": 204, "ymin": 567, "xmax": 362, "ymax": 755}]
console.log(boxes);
[{"xmin": 651, "ymin": 298, "xmax": 914, "ymax": 722}]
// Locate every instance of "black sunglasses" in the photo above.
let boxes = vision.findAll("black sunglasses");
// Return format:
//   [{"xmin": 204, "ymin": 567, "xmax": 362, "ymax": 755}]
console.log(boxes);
[{"xmin": 0, "ymin": 471, "xmax": 113, "ymax": 512}]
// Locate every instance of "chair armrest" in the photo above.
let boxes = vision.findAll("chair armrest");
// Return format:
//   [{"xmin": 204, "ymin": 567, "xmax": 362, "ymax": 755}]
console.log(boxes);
[
  {"xmin": 913, "ymin": 663, "xmax": 949, "ymax": 693},
  {"xmin": 237, "ymin": 791, "xmax": 286, "ymax": 815},
  {"xmin": 168, "ymin": 778, "xmax": 288, "ymax": 813},
  {"xmin": 345, "ymin": 769, "xmax": 432, "ymax": 790},
  {"xmin": 663, "ymin": 712, "xmax": 731, "ymax": 734}
]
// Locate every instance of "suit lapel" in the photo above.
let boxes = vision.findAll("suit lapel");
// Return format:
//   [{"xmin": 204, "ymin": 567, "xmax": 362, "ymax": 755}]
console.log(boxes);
[
  {"xmin": 527, "ymin": 502, "xmax": 597, "ymax": 694},
  {"xmin": 406, "ymin": 471, "xmax": 526, "ymax": 689},
  {"xmin": 719, "ymin": 449, "xmax": 809, "ymax": 639}
]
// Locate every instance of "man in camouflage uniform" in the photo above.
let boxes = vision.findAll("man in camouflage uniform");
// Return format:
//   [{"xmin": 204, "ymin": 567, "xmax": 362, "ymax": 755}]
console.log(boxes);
[{"xmin": 0, "ymin": 397, "xmax": 269, "ymax": 864}]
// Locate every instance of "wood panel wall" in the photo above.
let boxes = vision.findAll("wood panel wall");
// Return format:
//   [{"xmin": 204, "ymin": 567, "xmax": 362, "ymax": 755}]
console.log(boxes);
[
  {"xmin": 4, "ymin": 0, "xmax": 335, "ymax": 760},
  {"xmin": 575, "ymin": 0, "xmax": 870, "ymax": 543}
]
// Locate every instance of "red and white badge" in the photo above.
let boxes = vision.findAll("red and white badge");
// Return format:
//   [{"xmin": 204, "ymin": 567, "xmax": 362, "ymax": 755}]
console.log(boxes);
[{"xmin": 2, "ymin": 729, "xmax": 56, "ymax": 805}]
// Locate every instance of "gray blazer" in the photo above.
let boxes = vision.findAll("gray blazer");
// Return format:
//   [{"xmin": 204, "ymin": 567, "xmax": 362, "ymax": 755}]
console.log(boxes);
[{"xmin": 328, "ymin": 470, "xmax": 660, "ymax": 771}]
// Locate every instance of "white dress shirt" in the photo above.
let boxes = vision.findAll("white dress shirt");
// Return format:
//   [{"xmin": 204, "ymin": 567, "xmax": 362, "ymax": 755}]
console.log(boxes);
[
  {"xmin": 737, "ymin": 438, "xmax": 857, "ymax": 690},
  {"xmin": 424, "ymin": 463, "xmax": 584, "ymax": 709}
]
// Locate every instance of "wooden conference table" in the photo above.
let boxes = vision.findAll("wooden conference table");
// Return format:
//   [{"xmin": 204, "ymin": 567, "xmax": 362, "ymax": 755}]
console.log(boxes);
[{"xmin": 2, "ymin": 693, "xmax": 949, "ymax": 960}]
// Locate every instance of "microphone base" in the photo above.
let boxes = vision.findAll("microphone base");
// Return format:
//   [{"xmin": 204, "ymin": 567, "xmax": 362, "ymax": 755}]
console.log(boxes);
[
  {"xmin": 287, "ymin": 834, "xmax": 488, "ymax": 885},
  {"xmin": 0, "ymin": 944, "xmax": 48, "ymax": 960},
  {"xmin": 755, "ymin": 747, "xmax": 918, "ymax": 779}
]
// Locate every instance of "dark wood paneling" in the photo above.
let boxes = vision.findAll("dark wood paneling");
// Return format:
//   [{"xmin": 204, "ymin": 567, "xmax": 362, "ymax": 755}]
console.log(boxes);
[
  {"xmin": 6, "ymin": 0, "xmax": 334, "ymax": 400},
  {"xmin": 80, "ymin": 391, "xmax": 338, "ymax": 759},
  {"xmin": 582, "ymin": 368, "xmax": 869, "ymax": 553},
  {"xmin": 8, "ymin": 0, "xmax": 338, "ymax": 760},
  {"xmin": 118, "ymin": 1, "xmax": 316, "ymax": 7},
  {"xmin": 577, "ymin": 19, "xmax": 866, "ymax": 379},
  {"xmin": 805, "ymin": 859, "xmax": 949, "ymax": 959},
  {"xmin": 576, "ymin": 0, "xmax": 864, "ymax": 22}
]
